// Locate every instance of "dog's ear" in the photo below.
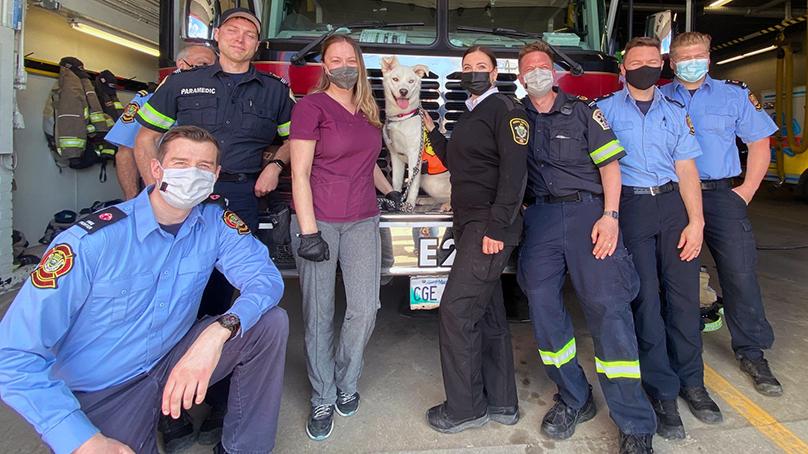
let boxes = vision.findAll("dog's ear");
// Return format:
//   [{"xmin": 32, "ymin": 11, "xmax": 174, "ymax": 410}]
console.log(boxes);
[
  {"xmin": 381, "ymin": 56, "xmax": 398, "ymax": 74},
  {"xmin": 412, "ymin": 64, "xmax": 430, "ymax": 78}
]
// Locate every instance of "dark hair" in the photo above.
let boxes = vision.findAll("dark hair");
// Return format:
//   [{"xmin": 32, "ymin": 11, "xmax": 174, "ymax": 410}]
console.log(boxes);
[
  {"xmin": 624, "ymin": 37, "xmax": 661, "ymax": 56},
  {"xmin": 462, "ymin": 45, "xmax": 498, "ymax": 68},
  {"xmin": 518, "ymin": 41, "xmax": 554, "ymax": 67},
  {"xmin": 157, "ymin": 125, "xmax": 220, "ymax": 164}
]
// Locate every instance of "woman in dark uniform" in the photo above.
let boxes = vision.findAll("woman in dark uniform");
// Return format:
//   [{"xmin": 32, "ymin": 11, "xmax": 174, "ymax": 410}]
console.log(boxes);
[{"xmin": 422, "ymin": 46, "xmax": 529, "ymax": 433}]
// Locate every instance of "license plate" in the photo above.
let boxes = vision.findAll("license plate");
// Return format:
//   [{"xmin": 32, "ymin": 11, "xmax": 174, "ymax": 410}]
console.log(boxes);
[{"xmin": 410, "ymin": 276, "xmax": 447, "ymax": 310}]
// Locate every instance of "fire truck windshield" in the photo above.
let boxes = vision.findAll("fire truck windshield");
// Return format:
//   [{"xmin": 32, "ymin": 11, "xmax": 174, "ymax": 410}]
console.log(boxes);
[{"xmin": 265, "ymin": 0, "xmax": 438, "ymax": 45}]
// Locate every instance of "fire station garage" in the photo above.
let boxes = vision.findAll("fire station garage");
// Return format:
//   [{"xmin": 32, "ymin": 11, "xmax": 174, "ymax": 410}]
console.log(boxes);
[{"xmin": 0, "ymin": 0, "xmax": 807, "ymax": 453}]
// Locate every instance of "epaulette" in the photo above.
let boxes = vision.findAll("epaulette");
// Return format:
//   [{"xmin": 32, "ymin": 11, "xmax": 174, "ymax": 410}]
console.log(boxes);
[
  {"xmin": 494, "ymin": 93, "xmax": 521, "ymax": 111},
  {"xmin": 74, "ymin": 206, "xmax": 127, "ymax": 235},
  {"xmin": 594, "ymin": 92, "xmax": 615, "ymax": 103},
  {"xmin": 264, "ymin": 71, "xmax": 290, "ymax": 87},
  {"xmin": 664, "ymin": 96, "xmax": 685, "ymax": 109},
  {"xmin": 137, "ymin": 89, "xmax": 148, "ymax": 97},
  {"xmin": 725, "ymin": 79, "xmax": 749, "ymax": 89},
  {"xmin": 202, "ymin": 193, "xmax": 227, "ymax": 208}
]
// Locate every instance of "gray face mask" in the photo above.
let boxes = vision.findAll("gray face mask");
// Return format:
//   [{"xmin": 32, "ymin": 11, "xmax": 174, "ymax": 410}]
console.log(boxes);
[
  {"xmin": 524, "ymin": 68, "xmax": 554, "ymax": 98},
  {"xmin": 327, "ymin": 66, "xmax": 359, "ymax": 90}
]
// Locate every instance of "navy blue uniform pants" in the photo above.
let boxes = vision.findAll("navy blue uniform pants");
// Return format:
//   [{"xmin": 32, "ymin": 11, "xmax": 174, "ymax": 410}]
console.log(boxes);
[
  {"xmin": 75, "ymin": 308, "xmax": 288, "ymax": 454},
  {"xmin": 620, "ymin": 189, "xmax": 703, "ymax": 400},
  {"xmin": 703, "ymin": 187, "xmax": 774, "ymax": 360},
  {"xmin": 199, "ymin": 179, "xmax": 261, "ymax": 409},
  {"xmin": 438, "ymin": 221, "xmax": 518, "ymax": 419},
  {"xmin": 517, "ymin": 195, "xmax": 656, "ymax": 435}
]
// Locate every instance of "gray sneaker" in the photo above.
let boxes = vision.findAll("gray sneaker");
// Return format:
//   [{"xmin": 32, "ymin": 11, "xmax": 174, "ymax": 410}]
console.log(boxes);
[
  {"xmin": 306, "ymin": 404, "xmax": 335, "ymax": 441},
  {"xmin": 336, "ymin": 391, "xmax": 360, "ymax": 417}
]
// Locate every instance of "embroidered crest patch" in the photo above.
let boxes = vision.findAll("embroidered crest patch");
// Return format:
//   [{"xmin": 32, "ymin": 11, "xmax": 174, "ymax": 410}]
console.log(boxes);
[
  {"xmin": 510, "ymin": 118, "xmax": 529, "ymax": 145},
  {"xmin": 223, "ymin": 210, "xmax": 250, "ymax": 235},
  {"xmin": 686, "ymin": 115, "xmax": 696, "ymax": 135},
  {"xmin": 31, "ymin": 244, "xmax": 75, "ymax": 289},
  {"xmin": 121, "ymin": 101, "xmax": 140, "ymax": 123},
  {"xmin": 748, "ymin": 92, "xmax": 763, "ymax": 111},
  {"xmin": 592, "ymin": 108, "xmax": 611, "ymax": 131}
]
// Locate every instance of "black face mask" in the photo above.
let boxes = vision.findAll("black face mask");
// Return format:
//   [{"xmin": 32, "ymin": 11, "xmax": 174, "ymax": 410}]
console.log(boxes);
[
  {"xmin": 461, "ymin": 71, "xmax": 493, "ymax": 96},
  {"xmin": 624, "ymin": 65, "xmax": 662, "ymax": 90}
]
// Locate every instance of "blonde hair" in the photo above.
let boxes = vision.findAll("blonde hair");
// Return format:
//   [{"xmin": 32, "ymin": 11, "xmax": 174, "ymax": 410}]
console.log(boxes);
[
  {"xmin": 313, "ymin": 35, "xmax": 381, "ymax": 128},
  {"xmin": 671, "ymin": 32, "xmax": 712, "ymax": 56}
]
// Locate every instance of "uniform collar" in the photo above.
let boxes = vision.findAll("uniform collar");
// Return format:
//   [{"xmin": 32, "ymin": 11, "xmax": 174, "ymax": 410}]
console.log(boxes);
[
  {"xmin": 672, "ymin": 73, "xmax": 715, "ymax": 94},
  {"xmin": 465, "ymin": 86, "xmax": 499, "ymax": 111},
  {"xmin": 620, "ymin": 85, "xmax": 663, "ymax": 109},
  {"xmin": 134, "ymin": 186, "xmax": 205, "ymax": 242},
  {"xmin": 211, "ymin": 62, "xmax": 262, "ymax": 85},
  {"xmin": 521, "ymin": 87, "xmax": 568, "ymax": 116}
]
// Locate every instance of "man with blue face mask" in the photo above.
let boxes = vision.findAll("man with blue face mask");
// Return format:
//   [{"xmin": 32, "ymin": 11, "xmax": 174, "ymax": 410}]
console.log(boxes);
[
  {"xmin": 660, "ymin": 32, "xmax": 782, "ymax": 398},
  {"xmin": 0, "ymin": 126, "xmax": 288, "ymax": 454}
]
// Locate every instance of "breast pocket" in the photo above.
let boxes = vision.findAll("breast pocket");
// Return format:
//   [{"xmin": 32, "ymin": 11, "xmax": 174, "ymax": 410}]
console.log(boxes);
[
  {"xmin": 177, "ymin": 96, "xmax": 218, "ymax": 127},
  {"xmin": 548, "ymin": 129, "xmax": 588, "ymax": 164},
  {"xmin": 701, "ymin": 110, "xmax": 735, "ymax": 135},
  {"xmin": 241, "ymin": 102, "xmax": 276, "ymax": 141},
  {"xmin": 176, "ymin": 255, "xmax": 215, "ymax": 300},
  {"xmin": 89, "ymin": 274, "xmax": 155, "ymax": 324}
]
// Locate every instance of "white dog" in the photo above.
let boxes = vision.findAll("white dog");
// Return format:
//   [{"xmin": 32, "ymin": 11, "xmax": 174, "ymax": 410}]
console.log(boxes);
[{"xmin": 381, "ymin": 56, "xmax": 451, "ymax": 211}]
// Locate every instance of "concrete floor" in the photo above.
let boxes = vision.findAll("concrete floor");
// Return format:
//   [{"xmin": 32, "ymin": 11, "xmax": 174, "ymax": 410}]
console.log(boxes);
[{"xmin": 1, "ymin": 185, "xmax": 807, "ymax": 453}]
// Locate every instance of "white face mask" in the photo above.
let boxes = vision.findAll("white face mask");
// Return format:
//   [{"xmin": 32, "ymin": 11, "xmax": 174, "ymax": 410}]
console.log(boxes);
[
  {"xmin": 158, "ymin": 166, "xmax": 216, "ymax": 210},
  {"xmin": 523, "ymin": 68, "xmax": 554, "ymax": 98}
]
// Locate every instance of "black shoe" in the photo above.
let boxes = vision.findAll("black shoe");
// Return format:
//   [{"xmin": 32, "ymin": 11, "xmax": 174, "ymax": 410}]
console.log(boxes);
[
  {"xmin": 426, "ymin": 402, "xmax": 489, "ymax": 434},
  {"xmin": 212, "ymin": 442, "xmax": 228, "ymax": 454},
  {"xmin": 540, "ymin": 391, "xmax": 597, "ymax": 440},
  {"xmin": 651, "ymin": 399, "xmax": 685, "ymax": 440},
  {"xmin": 679, "ymin": 386, "xmax": 723, "ymax": 424},
  {"xmin": 618, "ymin": 432, "xmax": 654, "ymax": 454},
  {"xmin": 158, "ymin": 411, "xmax": 196, "ymax": 454},
  {"xmin": 740, "ymin": 357, "xmax": 783, "ymax": 397},
  {"xmin": 336, "ymin": 391, "xmax": 360, "ymax": 417},
  {"xmin": 306, "ymin": 404, "xmax": 335, "ymax": 441},
  {"xmin": 197, "ymin": 406, "xmax": 225, "ymax": 446},
  {"xmin": 488, "ymin": 405, "xmax": 520, "ymax": 425}
]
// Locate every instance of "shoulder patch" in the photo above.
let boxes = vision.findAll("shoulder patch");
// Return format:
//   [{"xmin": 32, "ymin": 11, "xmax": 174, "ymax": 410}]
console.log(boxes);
[
  {"xmin": 509, "ymin": 117, "xmax": 530, "ymax": 145},
  {"xmin": 592, "ymin": 108, "xmax": 611, "ymax": 131},
  {"xmin": 725, "ymin": 79, "xmax": 749, "ymax": 89},
  {"xmin": 748, "ymin": 91, "xmax": 763, "ymax": 111},
  {"xmin": 31, "ymin": 244, "xmax": 75, "ymax": 289},
  {"xmin": 202, "ymin": 193, "xmax": 227, "ymax": 208},
  {"xmin": 121, "ymin": 101, "xmax": 140, "ymax": 123},
  {"xmin": 686, "ymin": 114, "xmax": 696, "ymax": 135},
  {"xmin": 222, "ymin": 210, "xmax": 250, "ymax": 235},
  {"xmin": 664, "ymin": 96, "xmax": 685, "ymax": 109},
  {"xmin": 75, "ymin": 207, "xmax": 127, "ymax": 234}
]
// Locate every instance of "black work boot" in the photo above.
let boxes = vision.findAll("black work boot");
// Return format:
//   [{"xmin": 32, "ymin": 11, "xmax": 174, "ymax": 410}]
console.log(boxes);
[
  {"xmin": 426, "ymin": 402, "xmax": 489, "ymax": 434},
  {"xmin": 651, "ymin": 399, "xmax": 685, "ymax": 440},
  {"xmin": 198, "ymin": 405, "xmax": 225, "ymax": 446},
  {"xmin": 306, "ymin": 404, "xmax": 335, "ymax": 441},
  {"xmin": 212, "ymin": 442, "xmax": 228, "ymax": 454},
  {"xmin": 618, "ymin": 431, "xmax": 654, "ymax": 454},
  {"xmin": 158, "ymin": 411, "xmax": 196, "ymax": 454},
  {"xmin": 540, "ymin": 390, "xmax": 597, "ymax": 440},
  {"xmin": 740, "ymin": 356, "xmax": 783, "ymax": 397},
  {"xmin": 488, "ymin": 405, "xmax": 520, "ymax": 425},
  {"xmin": 680, "ymin": 386, "xmax": 723, "ymax": 424}
]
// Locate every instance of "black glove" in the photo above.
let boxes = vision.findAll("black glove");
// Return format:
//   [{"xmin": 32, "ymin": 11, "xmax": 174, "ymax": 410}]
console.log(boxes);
[
  {"xmin": 297, "ymin": 231, "xmax": 330, "ymax": 262},
  {"xmin": 385, "ymin": 191, "xmax": 403, "ymax": 211}
]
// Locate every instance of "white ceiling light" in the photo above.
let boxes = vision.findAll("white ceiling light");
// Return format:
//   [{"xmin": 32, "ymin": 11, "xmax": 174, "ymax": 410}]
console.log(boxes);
[
  {"xmin": 70, "ymin": 18, "xmax": 160, "ymax": 57},
  {"xmin": 716, "ymin": 45, "xmax": 777, "ymax": 65},
  {"xmin": 708, "ymin": 0, "xmax": 734, "ymax": 7}
]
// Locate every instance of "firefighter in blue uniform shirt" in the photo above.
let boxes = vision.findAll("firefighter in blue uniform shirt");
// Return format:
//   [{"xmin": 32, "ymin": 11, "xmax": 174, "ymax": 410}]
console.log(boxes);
[
  {"xmin": 660, "ymin": 31, "xmax": 782, "ymax": 397},
  {"xmin": 515, "ymin": 42, "xmax": 656, "ymax": 454},
  {"xmin": 106, "ymin": 45, "xmax": 216, "ymax": 200},
  {"xmin": 134, "ymin": 8, "xmax": 293, "ymax": 443},
  {"xmin": 0, "ymin": 126, "xmax": 288, "ymax": 454},
  {"xmin": 597, "ymin": 36, "xmax": 722, "ymax": 440}
]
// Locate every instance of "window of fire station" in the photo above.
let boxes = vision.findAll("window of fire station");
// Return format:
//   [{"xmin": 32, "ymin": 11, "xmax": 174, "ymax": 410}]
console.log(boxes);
[
  {"xmin": 448, "ymin": 0, "xmax": 588, "ymax": 49},
  {"xmin": 264, "ymin": 0, "xmax": 437, "ymax": 46}
]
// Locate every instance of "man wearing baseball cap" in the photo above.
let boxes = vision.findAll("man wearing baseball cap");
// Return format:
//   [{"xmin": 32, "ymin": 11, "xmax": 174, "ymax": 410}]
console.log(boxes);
[{"xmin": 134, "ymin": 7, "xmax": 295, "ymax": 450}]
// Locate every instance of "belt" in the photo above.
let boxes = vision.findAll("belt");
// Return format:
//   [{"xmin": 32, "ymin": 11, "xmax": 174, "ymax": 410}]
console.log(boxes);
[
  {"xmin": 534, "ymin": 191, "xmax": 600, "ymax": 204},
  {"xmin": 700, "ymin": 178, "xmax": 735, "ymax": 191},
  {"xmin": 218, "ymin": 172, "xmax": 260, "ymax": 183},
  {"xmin": 623, "ymin": 181, "xmax": 677, "ymax": 196}
]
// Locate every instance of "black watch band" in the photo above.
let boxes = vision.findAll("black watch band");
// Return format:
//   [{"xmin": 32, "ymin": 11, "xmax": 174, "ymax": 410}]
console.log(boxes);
[
  {"xmin": 217, "ymin": 313, "xmax": 241, "ymax": 340},
  {"xmin": 269, "ymin": 159, "xmax": 285, "ymax": 171}
]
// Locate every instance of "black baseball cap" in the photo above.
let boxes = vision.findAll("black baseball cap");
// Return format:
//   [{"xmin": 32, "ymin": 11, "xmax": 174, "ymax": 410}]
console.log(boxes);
[{"xmin": 219, "ymin": 8, "xmax": 261, "ymax": 36}]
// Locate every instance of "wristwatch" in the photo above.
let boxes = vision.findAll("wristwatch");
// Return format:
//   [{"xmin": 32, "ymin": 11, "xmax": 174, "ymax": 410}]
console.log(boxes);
[
  {"xmin": 603, "ymin": 210, "xmax": 619, "ymax": 219},
  {"xmin": 217, "ymin": 313, "xmax": 241, "ymax": 340},
  {"xmin": 269, "ymin": 159, "xmax": 285, "ymax": 171}
]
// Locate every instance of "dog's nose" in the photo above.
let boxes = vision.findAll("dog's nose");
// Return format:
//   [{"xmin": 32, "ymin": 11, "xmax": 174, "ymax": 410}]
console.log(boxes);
[{"xmin": 399, "ymin": 88, "xmax": 408, "ymax": 97}]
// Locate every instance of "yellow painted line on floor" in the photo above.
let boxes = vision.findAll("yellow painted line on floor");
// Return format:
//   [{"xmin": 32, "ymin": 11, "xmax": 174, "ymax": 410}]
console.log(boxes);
[{"xmin": 704, "ymin": 363, "xmax": 808, "ymax": 454}]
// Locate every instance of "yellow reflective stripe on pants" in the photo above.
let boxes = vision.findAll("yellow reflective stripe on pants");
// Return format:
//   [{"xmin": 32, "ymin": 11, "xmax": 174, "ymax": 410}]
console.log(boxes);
[
  {"xmin": 539, "ymin": 338, "xmax": 576, "ymax": 368},
  {"xmin": 595, "ymin": 357, "xmax": 641, "ymax": 379}
]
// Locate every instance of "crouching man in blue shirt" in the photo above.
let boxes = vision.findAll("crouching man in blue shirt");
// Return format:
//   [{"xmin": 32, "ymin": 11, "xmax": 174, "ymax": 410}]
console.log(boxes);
[{"xmin": 0, "ymin": 125, "xmax": 288, "ymax": 454}]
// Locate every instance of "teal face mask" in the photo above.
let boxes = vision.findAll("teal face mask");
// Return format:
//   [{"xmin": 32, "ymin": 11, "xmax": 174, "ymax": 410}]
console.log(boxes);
[{"xmin": 675, "ymin": 58, "xmax": 709, "ymax": 83}]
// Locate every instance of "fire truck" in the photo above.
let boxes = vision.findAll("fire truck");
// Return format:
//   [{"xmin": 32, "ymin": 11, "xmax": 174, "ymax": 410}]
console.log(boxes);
[{"xmin": 158, "ymin": 0, "xmax": 640, "ymax": 309}]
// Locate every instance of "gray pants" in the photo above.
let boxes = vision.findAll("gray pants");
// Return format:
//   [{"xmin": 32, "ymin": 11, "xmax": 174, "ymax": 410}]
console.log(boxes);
[{"xmin": 291, "ymin": 215, "xmax": 381, "ymax": 406}]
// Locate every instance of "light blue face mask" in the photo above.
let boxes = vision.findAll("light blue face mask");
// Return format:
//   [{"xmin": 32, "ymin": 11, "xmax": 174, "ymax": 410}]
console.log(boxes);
[{"xmin": 675, "ymin": 58, "xmax": 709, "ymax": 83}]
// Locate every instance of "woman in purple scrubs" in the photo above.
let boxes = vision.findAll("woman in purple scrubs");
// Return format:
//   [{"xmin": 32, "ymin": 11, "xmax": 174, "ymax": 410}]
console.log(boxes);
[{"xmin": 289, "ymin": 35, "xmax": 384, "ymax": 441}]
